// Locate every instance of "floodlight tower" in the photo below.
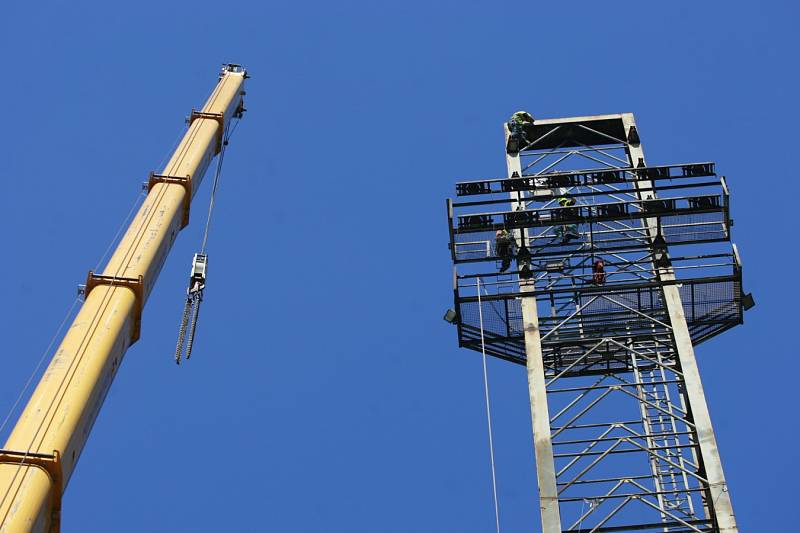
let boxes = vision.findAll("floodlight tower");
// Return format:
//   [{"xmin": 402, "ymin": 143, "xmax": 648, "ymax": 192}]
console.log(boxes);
[{"xmin": 446, "ymin": 113, "xmax": 750, "ymax": 532}]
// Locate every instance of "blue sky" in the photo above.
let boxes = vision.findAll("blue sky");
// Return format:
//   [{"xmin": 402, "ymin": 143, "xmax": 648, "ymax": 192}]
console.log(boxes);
[{"xmin": 0, "ymin": 1, "xmax": 797, "ymax": 531}]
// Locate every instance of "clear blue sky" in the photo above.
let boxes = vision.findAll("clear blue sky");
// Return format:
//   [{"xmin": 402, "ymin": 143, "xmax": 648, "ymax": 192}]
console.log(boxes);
[{"xmin": 0, "ymin": 1, "xmax": 796, "ymax": 531}]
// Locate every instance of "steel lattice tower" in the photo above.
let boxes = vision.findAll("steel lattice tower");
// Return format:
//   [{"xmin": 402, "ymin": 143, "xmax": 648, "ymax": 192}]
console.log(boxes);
[{"xmin": 446, "ymin": 113, "xmax": 749, "ymax": 532}]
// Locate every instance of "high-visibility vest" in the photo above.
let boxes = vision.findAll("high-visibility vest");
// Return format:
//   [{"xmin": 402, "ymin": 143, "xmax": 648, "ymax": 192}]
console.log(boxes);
[
  {"xmin": 511, "ymin": 111, "xmax": 533, "ymax": 124},
  {"xmin": 558, "ymin": 197, "xmax": 575, "ymax": 207}
]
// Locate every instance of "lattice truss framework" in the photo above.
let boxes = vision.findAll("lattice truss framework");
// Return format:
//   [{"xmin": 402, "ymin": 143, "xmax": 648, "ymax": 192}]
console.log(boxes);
[{"xmin": 446, "ymin": 114, "xmax": 744, "ymax": 532}]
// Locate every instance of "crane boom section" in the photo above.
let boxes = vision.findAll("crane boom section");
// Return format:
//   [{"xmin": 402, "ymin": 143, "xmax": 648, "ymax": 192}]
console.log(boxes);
[{"xmin": 0, "ymin": 67, "xmax": 246, "ymax": 532}]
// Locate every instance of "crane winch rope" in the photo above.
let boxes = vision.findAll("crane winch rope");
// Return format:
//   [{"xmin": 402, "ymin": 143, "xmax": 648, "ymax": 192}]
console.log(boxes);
[{"xmin": 174, "ymin": 118, "xmax": 239, "ymax": 364}]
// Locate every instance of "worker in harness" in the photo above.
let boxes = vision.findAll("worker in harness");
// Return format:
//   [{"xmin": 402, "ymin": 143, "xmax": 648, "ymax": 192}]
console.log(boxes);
[
  {"xmin": 554, "ymin": 225, "xmax": 580, "ymax": 243},
  {"xmin": 557, "ymin": 196, "xmax": 576, "ymax": 207},
  {"xmin": 494, "ymin": 229, "xmax": 516, "ymax": 272},
  {"xmin": 592, "ymin": 259, "xmax": 606, "ymax": 285},
  {"xmin": 507, "ymin": 110, "xmax": 535, "ymax": 153},
  {"xmin": 554, "ymin": 196, "xmax": 580, "ymax": 243},
  {"xmin": 516, "ymin": 241, "xmax": 533, "ymax": 279}
]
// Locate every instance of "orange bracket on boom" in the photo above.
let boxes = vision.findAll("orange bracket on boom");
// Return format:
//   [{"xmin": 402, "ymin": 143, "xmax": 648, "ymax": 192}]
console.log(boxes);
[
  {"xmin": 0, "ymin": 449, "xmax": 62, "ymax": 532},
  {"xmin": 148, "ymin": 172, "xmax": 192, "ymax": 228},
  {"xmin": 84, "ymin": 273, "xmax": 145, "ymax": 343},
  {"xmin": 188, "ymin": 110, "xmax": 225, "ymax": 154}
]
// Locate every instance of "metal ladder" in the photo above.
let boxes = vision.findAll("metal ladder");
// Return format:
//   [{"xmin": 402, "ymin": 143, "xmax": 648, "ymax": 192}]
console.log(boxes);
[{"xmin": 633, "ymin": 355, "xmax": 697, "ymax": 528}]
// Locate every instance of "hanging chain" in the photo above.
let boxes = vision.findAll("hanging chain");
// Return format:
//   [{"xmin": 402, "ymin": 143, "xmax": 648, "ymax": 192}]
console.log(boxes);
[
  {"xmin": 175, "ymin": 297, "xmax": 194, "ymax": 364},
  {"xmin": 185, "ymin": 293, "xmax": 202, "ymax": 360}
]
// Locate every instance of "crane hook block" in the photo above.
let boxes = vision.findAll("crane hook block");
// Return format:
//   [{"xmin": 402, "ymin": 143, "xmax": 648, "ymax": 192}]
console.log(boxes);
[
  {"xmin": 175, "ymin": 253, "xmax": 207, "ymax": 365},
  {"xmin": 188, "ymin": 253, "xmax": 207, "ymax": 296}
]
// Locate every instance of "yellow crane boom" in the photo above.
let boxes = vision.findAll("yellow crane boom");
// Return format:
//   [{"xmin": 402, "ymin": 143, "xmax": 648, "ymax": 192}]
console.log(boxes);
[{"xmin": 0, "ymin": 64, "xmax": 247, "ymax": 532}]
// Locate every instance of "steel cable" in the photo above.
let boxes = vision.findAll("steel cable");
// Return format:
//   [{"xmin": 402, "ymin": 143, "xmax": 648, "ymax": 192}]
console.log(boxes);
[
  {"xmin": 93, "ymin": 190, "xmax": 146, "ymax": 273},
  {"xmin": 200, "ymin": 118, "xmax": 238, "ymax": 254},
  {"xmin": 0, "ymin": 298, "xmax": 81, "ymax": 441},
  {"xmin": 477, "ymin": 278, "xmax": 502, "ymax": 533}
]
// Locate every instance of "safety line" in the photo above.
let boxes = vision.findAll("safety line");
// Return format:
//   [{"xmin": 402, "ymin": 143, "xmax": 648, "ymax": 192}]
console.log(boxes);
[
  {"xmin": 1, "ymin": 140, "xmax": 177, "ymax": 517},
  {"xmin": 93, "ymin": 189, "xmax": 146, "ymax": 273},
  {"xmin": 0, "ymin": 296, "xmax": 81, "ymax": 517},
  {"xmin": 477, "ymin": 277, "xmax": 501, "ymax": 533},
  {"xmin": 27, "ymin": 167, "xmax": 175, "ymax": 444},
  {"xmin": 0, "ymin": 297, "xmax": 81, "ymax": 440},
  {"xmin": 155, "ymin": 125, "xmax": 190, "ymax": 176},
  {"xmin": 0, "ymin": 194, "xmax": 163, "ymax": 518}
]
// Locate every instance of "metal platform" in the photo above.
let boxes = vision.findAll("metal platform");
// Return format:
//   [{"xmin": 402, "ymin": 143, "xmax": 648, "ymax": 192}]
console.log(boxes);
[
  {"xmin": 457, "ymin": 275, "xmax": 742, "ymax": 370},
  {"xmin": 445, "ymin": 113, "xmax": 746, "ymax": 532},
  {"xmin": 449, "ymin": 159, "xmax": 743, "ymax": 367},
  {"xmin": 511, "ymin": 113, "xmax": 629, "ymax": 150}
]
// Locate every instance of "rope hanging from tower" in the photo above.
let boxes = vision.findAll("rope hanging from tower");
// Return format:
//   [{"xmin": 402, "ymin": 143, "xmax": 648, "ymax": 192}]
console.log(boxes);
[{"xmin": 477, "ymin": 277, "xmax": 502, "ymax": 533}]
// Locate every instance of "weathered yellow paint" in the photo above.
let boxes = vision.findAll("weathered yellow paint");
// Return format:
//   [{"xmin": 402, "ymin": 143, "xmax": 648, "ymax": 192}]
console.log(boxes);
[{"xmin": 0, "ymin": 67, "xmax": 246, "ymax": 532}]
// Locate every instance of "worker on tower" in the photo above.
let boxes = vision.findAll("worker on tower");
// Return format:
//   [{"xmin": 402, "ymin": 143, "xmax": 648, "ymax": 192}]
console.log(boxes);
[
  {"xmin": 516, "ymin": 241, "xmax": 533, "ymax": 279},
  {"xmin": 592, "ymin": 259, "xmax": 606, "ymax": 285},
  {"xmin": 507, "ymin": 110, "xmax": 535, "ymax": 153},
  {"xmin": 494, "ymin": 229, "xmax": 516, "ymax": 272},
  {"xmin": 557, "ymin": 196, "xmax": 575, "ymax": 208},
  {"xmin": 555, "ymin": 224, "xmax": 580, "ymax": 243},
  {"xmin": 554, "ymin": 196, "xmax": 580, "ymax": 243}
]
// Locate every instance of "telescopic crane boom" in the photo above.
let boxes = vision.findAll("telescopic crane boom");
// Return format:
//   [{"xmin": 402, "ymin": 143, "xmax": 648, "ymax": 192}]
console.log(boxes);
[{"xmin": 0, "ymin": 64, "xmax": 247, "ymax": 532}]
